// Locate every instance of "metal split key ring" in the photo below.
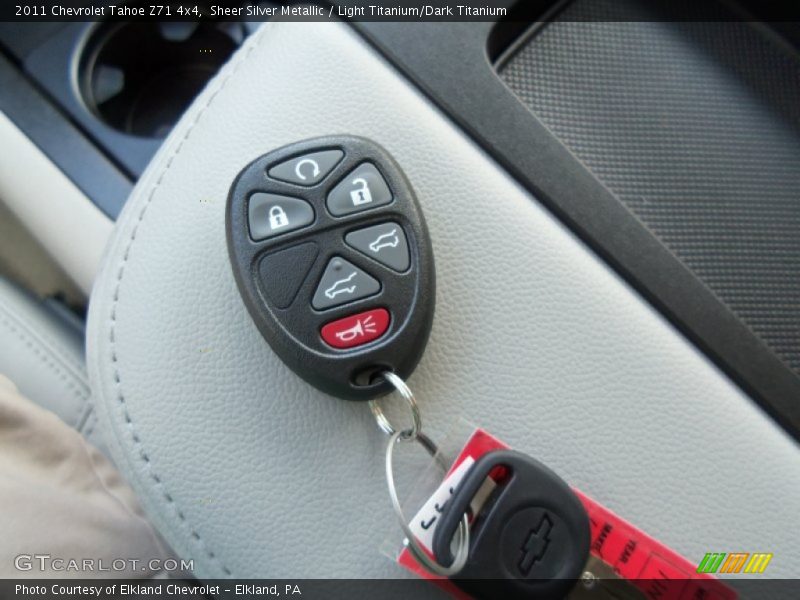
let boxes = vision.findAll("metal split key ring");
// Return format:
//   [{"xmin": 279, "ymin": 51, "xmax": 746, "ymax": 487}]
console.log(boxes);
[
  {"xmin": 368, "ymin": 371, "xmax": 422, "ymax": 439},
  {"xmin": 369, "ymin": 372, "xmax": 470, "ymax": 577}
]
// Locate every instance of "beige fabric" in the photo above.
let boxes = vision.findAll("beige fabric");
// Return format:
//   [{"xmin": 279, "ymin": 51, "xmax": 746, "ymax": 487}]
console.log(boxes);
[{"xmin": 0, "ymin": 374, "xmax": 170, "ymax": 578}]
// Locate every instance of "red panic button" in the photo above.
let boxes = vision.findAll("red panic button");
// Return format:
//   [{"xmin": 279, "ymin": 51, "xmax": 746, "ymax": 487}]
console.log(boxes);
[{"xmin": 321, "ymin": 308, "xmax": 390, "ymax": 349}]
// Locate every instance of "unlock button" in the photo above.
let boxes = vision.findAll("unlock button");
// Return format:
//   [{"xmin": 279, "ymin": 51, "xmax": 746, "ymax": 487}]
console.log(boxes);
[
  {"xmin": 248, "ymin": 193, "xmax": 315, "ymax": 241},
  {"xmin": 326, "ymin": 162, "xmax": 393, "ymax": 217}
]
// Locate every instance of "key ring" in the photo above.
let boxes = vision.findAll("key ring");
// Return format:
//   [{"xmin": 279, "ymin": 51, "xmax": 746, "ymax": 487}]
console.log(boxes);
[
  {"xmin": 368, "ymin": 371, "xmax": 422, "ymax": 440},
  {"xmin": 385, "ymin": 430, "xmax": 470, "ymax": 577},
  {"xmin": 370, "ymin": 371, "xmax": 470, "ymax": 577}
]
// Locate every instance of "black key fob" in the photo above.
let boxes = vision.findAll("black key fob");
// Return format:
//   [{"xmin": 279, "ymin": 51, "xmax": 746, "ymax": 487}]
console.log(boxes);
[
  {"xmin": 226, "ymin": 136, "xmax": 435, "ymax": 401},
  {"xmin": 433, "ymin": 450, "xmax": 591, "ymax": 600}
]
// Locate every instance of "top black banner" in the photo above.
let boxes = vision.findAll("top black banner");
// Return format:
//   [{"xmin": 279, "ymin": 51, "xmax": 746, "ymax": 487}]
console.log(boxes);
[{"xmin": 3, "ymin": 0, "xmax": 800, "ymax": 23}]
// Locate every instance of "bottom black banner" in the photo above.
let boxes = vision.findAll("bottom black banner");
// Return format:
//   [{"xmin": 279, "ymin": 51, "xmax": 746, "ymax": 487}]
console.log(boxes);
[{"xmin": 3, "ymin": 579, "xmax": 800, "ymax": 600}]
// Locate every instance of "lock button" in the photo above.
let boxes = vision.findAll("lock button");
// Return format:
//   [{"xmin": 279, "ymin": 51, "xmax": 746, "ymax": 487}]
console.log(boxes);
[
  {"xmin": 248, "ymin": 193, "xmax": 315, "ymax": 241},
  {"xmin": 326, "ymin": 162, "xmax": 393, "ymax": 217},
  {"xmin": 269, "ymin": 206, "xmax": 288, "ymax": 229}
]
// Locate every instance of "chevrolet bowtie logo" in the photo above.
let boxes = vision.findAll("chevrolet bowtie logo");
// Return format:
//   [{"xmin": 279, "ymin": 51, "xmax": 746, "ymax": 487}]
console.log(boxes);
[{"xmin": 518, "ymin": 513, "xmax": 553, "ymax": 575}]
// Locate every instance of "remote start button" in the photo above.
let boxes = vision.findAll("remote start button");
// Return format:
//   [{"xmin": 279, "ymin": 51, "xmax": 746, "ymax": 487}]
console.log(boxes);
[
  {"xmin": 267, "ymin": 149, "xmax": 343, "ymax": 186},
  {"xmin": 321, "ymin": 308, "xmax": 390, "ymax": 349}
]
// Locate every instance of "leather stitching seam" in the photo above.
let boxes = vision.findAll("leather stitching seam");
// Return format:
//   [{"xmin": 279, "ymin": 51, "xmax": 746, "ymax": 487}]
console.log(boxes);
[
  {"xmin": 0, "ymin": 311, "xmax": 89, "ymax": 425},
  {"xmin": 0, "ymin": 297, "xmax": 87, "ymax": 377},
  {"xmin": 107, "ymin": 23, "xmax": 273, "ymax": 578}
]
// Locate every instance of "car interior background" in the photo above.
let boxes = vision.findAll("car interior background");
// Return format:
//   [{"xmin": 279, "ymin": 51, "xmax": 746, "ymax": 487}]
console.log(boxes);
[{"xmin": 0, "ymin": 0, "xmax": 798, "ymax": 596}]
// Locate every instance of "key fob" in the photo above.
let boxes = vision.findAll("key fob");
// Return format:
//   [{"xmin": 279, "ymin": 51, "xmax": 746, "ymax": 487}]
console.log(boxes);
[
  {"xmin": 432, "ymin": 450, "xmax": 590, "ymax": 600},
  {"xmin": 226, "ymin": 136, "xmax": 434, "ymax": 401}
]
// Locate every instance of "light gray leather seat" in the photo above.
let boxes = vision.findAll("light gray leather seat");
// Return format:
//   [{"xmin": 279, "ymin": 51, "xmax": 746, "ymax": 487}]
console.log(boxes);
[
  {"xmin": 87, "ymin": 21, "xmax": 800, "ymax": 581},
  {"xmin": 0, "ymin": 275, "xmax": 107, "ymax": 456}
]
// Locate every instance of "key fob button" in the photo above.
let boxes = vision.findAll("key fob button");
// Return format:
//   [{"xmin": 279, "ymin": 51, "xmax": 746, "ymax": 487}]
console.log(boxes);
[
  {"xmin": 321, "ymin": 308, "xmax": 390, "ymax": 349},
  {"xmin": 267, "ymin": 149, "xmax": 344, "ymax": 186},
  {"xmin": 327, "ymin": 162, "xmax": 393, "ymax": 216},
  {"xmin": 248, "ymin": 193, "xmax": 314, "ymax": 240},
  {"xmin": 258, "ymin": 243, "xmax": 318, "ymax": 309},
  {"xmin": 312, "ymin": 257, "xmax": 380, "ymax": 310},
  {"xmin": 345, "ymin": 222, "xmax": 410, "ymax": 272}
]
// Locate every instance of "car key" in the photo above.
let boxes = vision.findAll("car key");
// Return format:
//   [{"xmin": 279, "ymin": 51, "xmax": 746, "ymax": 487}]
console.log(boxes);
[
  {"xmin": 432, "ymin": 450, "xmax": 591, "ymax": 600},
  {"xmin": 226, "ymin": 136, "xmax": 434, "ymax": 401}
]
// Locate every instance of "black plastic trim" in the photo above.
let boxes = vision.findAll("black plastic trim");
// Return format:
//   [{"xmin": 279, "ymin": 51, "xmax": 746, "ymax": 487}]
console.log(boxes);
[{"xmin": 0, "ymin": 52, "xmax": 131, "ymax": 219}]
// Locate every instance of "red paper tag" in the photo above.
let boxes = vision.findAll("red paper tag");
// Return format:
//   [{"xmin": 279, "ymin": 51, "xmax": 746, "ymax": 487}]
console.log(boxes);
[{"xmin": 397, "ymin": 428, "xmax": 736, "ymax": 600}]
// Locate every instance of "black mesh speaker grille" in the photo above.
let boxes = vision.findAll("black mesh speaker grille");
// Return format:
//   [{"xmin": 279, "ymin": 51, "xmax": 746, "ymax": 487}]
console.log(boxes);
[{"xmin": 499, "ymin": 0, "xmax": 800, "ymax": 376}]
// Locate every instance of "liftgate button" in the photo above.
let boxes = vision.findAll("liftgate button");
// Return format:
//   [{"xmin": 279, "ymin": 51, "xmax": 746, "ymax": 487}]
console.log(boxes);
[{"xmin": 320, "ymin": 308, "xmax": 390, "ymax": 349}]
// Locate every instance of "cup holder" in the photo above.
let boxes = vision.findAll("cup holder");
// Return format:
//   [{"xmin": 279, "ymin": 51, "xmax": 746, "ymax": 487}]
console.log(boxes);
[{"xmin": 78, "ymin": 21, "xmax": 246, "ymax": 139}]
